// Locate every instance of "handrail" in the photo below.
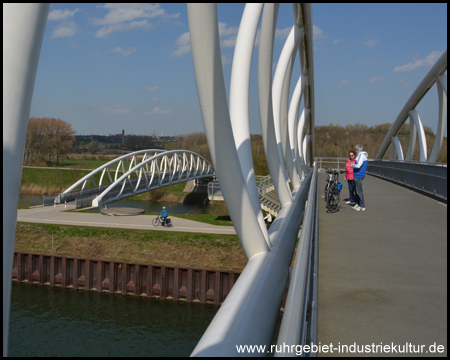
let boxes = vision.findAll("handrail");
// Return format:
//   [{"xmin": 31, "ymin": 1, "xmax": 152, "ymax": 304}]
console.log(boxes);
[{"xmin": 275, "ymin": 162, "xmax": 318, "ymax": 354}]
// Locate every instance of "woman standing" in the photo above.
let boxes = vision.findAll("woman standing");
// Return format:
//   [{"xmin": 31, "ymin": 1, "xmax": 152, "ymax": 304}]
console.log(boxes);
[{"xmin": 344, "ymin": 151, "xmax": 357, "ymax": 206}]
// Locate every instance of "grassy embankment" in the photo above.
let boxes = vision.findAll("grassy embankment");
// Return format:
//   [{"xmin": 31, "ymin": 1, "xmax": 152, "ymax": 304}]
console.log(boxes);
[{"xmin": 15, "ymin": 222, "xmax": 246, "ymax": 270}]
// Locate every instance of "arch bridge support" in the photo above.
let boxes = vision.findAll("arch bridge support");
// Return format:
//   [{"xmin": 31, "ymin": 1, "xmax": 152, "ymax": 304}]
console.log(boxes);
[{"xmin": 376, "ymin": 50, "xmax": 447, "ymax": 162}]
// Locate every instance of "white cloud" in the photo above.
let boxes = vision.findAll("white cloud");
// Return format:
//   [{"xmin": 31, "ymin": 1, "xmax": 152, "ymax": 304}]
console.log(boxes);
[
  {"xmin": 91, "ymin": 3, "xmax": 180, "ymax": 38},
  {"xmin": 338, "ymin": 80, "xmax": 350, "ymax": 88},
  {"xmin": 51, "ymin": 21, "xmax": 79, "ymax": 38},
  {"xmin": 313, "ymin": 25, "xmax": 327, "ymax": 40},
  {"xmin": 400, "ymin": 75, "xmax": 412, "ymax": 87},
  {"xmin": 367, "ymin": 77, "xmax": 384, "ymax": 85},
  {"xmin": 218, "ymin": 22, "xmax": 238, "ymax": 48},
  {"xmin": 363, "ymin": 39, "xmax": 379, "ymax": 47},
  {"xmin": 333, "ymin": 39, "xmax": 341, "ymax": 45},
  {"xmin": 91, "ymin": 102, "xmax": 98, "ymax": 107},
  {"xmin": 218, "ymin": 22, "xmax": 239, "ymax": 37},
  {"xmin": 170, "ymin": 32, "xmax": 191, "ymax": 57},
  {"xmin": 144, "ymin": 107, "xmax": 173, "ymax": 115},
  {"xmin": 144, "ymin": 86, "xmax": 159, "ymax": 91},
  {"xmin": 171, "ymin": 23, "xmax": 290, "ymax": 58},
  {"xmin": 48, "ymin": 8, "xmax": 79, "ymax": 38},
  {"xmin": 275, "ymin": 27, "xmax": 291, "ymax": 40},
  {"xmin": 102, "ymin": 105, "xmax": 132, "ymax": 115},
  {"xmin": 222, "ymin": 54, "xmax": 232, "ymax": 66},
  {"xmin": 48, "ymin": 8, "xmax": 79, "ymax": 21},
  {"xmin": 107, "ymin": 46, "xmax": 137, "ymax": 57},
  {"xmin": 221, "ymin": 36, "xmax": 237, "ymax": 48},
  {"xmin": 393, "ymin": 51, "xmax": 443, "ymax": 72}
]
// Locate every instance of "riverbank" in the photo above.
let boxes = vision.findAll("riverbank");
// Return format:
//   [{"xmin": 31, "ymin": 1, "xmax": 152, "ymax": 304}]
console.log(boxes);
[{"xmin": 15, "ymin": 222, "xmax": 246, "ymax": 270}]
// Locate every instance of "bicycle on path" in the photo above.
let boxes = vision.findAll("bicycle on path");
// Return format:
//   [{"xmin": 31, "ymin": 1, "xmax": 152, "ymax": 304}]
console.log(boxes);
[
  {"xmin": 323, "ymin": 168, "xmax": 346, "ymax": 213},
  {"xmin": 152, "ymin": 215, "xmax": 172, "ymax": 227}
]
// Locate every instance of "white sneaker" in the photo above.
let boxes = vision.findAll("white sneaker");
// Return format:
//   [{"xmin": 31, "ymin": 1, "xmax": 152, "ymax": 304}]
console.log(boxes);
[
  {"xmin": 352, "ymin": 204, "xmax": 359, "ymax": 210},
  {"xmin": 354, "ymin": 206, "xmax": 366, "ymax": 212}
]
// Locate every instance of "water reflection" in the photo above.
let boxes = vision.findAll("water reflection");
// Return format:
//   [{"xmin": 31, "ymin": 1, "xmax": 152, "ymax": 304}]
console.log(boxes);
[
  {"xmin": 18, "ymin": 194, "xmax": 223, "ymax": 215},
  {"xmin": 9, "ymin": 282, "xmax": 219, "ymax": 357}
]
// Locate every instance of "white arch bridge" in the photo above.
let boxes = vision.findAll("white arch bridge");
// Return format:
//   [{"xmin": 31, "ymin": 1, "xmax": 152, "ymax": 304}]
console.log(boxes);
[
  {"xmin": 3, "ymin": 3, "xmax": 447, "ymax": 358},
  {"xmin": 56, "ymin": 150, "xmax": 215, "ymax": 209}
]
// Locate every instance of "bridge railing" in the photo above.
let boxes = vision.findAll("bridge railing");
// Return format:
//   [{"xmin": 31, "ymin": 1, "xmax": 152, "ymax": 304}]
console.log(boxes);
[
  {"xmin": 368, "ymin": 160, "xmax": 447, "ymax": 202},
  {"xmin": 276, "ymin": 163, "xmax": 318, "ymax": 352},
  {"xmin": 316, "ymin": 157, "xmax": 348, "ymax": 170}
]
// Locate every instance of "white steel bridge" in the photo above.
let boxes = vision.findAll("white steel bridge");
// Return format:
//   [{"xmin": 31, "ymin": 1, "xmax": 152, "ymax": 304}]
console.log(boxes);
[
  {"xmin": 52, "ymin": 149, "xmax": 215, "ymax": 209},
  {"xmin": 3, "ymin": 3, "xmax": 447, "ymax": 357}
]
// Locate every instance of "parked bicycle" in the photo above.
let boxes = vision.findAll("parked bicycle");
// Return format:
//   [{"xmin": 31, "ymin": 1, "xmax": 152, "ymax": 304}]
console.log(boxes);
[
  {"xmin": 152, "ymin": 215, "xmax": 172, "ymax": 227},
  {"xmin": 323, "ymin": 168, "xmax": 346, "ymax": 213}
]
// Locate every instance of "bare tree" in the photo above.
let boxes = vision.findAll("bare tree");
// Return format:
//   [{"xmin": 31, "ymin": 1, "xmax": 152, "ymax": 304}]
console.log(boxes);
[{"xmin": 24, "ymin": 117, "xmax": 75, "ymax": 165}]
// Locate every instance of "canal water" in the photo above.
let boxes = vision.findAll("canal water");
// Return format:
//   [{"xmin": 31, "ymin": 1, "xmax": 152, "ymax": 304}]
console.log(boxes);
[
  {"xmin": 8, "ymin": 281, "xmax": 220, "ymax": 357},
  {"xmin": 18, "ymin": 194, "xmax": 223, "ymax": 215}
]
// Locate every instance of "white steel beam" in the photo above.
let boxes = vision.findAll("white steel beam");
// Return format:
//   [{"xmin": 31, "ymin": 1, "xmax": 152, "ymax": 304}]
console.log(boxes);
[
  {"xmin": 272, "ymin": 24, "xmax": 304, "ymax": 187},
  {"xmin": 288, "ymin": 75, "xmax": 307, "ymax": 180},
  {"xmin": 187, "ymin": 3, "xmax": 269, "ymax": 259},
  {"xmin": 229, "ymin": 3, "xmax": 270, "ymax": 247},
  {"xmin": 429, "ymin": 73, "xmax": 447, "ymax": 162},
  {"xmin": 409, "ymin": 109, "xmax": 428, "ymax": 162},
  {"xmin": 257, "ymin": 3, "xmax": 292, "ymax": 206},
  {"xmin": 281, "ymin": 51, "xmax": 301, "ymax": 189},
  {"xmin": 3, "ymin": 4, "xmax": 50, "ymax": 356},
  {"xmin": 376, "ymin": 49, "xmax": 447, "ymax": 160}
]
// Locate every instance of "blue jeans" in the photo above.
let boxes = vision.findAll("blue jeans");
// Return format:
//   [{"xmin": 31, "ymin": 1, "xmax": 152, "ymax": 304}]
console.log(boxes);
[
  {"xmin": 354, "ymin": 177, "xmax": 365, "ymax": 208},
  {"xmin": 347, "ymin": 179, "xmax": 357, "ymax": 203}
]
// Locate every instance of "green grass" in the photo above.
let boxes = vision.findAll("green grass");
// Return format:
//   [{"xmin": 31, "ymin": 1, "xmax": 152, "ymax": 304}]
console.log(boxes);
[
  {"xmin": 170, "ymin": 214, "xmax": 233, "ymax": 226},
  {"xmin": 15, "ymin": 222, "xmax": 246, "ymax": 270},
  {"xmin": 21, "ymin": 167, "xmax": 102, "ymax": 188}
]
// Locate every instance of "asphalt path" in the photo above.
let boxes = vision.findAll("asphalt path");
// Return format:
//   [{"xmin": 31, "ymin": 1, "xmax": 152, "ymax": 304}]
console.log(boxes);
[
  {"xmin": 317, "ymin": 171, "xmax": 447, "ymax": 356},
  {"xmin": 17, "ymin": 204, "xmax": 236, "ymax": 235}
]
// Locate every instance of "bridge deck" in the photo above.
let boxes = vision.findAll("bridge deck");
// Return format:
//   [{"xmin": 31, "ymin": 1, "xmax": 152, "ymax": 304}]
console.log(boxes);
[{"xmin": 317, "ymin": 171, "xmax": 447, "ymax": 356}]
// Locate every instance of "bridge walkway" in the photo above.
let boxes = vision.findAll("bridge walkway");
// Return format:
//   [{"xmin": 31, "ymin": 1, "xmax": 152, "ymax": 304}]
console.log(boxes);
[{"xmin": 317, "ymin": 171, "xmax": 447, "ymax": 356}]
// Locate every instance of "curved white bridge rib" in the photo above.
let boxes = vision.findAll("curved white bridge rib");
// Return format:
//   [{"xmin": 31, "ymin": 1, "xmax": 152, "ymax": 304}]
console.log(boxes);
[
  {"xmin": 188, "ymin": 3, "xmax": 315, "ymax": 356},
  {"xmin": 258, "ymin": 3, "xmax": 292, "ymax": 206},
  {"xmin": 229, "ymin": 3, "xmax": 270, "ymax": 248},
  {"xmin": 376, "ymin": 49, "xmax": 447, "ymax": 162}
]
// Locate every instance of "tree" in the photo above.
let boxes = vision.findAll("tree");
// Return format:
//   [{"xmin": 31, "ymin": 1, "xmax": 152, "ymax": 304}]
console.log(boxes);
[
  {"xmin": 88, "ymin": 140, "xmax": 100, "ymax": 154},
  {"xmin": 24, "ymin": 117, "xmax": 76, "ymax": 165}
]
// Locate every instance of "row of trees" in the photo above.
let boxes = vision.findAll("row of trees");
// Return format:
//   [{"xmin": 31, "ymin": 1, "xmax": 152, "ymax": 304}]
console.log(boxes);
[
  {"xmin": 24, "ymin": 117, "xmax": 447, "ymax": 168},
  {"xmin": 24, "ymin": 117, "xmax": 76, "ymax": 166}
]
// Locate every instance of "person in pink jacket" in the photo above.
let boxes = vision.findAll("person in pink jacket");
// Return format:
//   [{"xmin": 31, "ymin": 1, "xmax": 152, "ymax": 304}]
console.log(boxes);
[{"xmin": 344, "ymin": 150, "xmax": 357, "ymax": 206}]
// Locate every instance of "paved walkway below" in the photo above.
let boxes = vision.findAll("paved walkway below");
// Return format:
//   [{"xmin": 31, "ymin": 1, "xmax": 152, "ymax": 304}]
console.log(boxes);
[
  {"xmin": 17, "ymin": 204, "xmax": 236, "ymax": 235},
  {"xmin": 317, "ymin": 171, "xmax": 447, "ymax": 356}
]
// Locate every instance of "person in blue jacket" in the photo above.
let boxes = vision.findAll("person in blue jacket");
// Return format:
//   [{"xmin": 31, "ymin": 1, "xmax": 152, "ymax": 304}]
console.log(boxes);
[
  {"xmin": 158, "ymin": 206, "xmax": 168, "ymax": 225},
  {"xmin": 350, "ymin": 144, "xmax": 368, "ymax": 212}
]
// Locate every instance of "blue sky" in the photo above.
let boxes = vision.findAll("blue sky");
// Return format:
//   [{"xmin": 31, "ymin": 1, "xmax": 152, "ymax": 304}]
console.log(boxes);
[{"xmin": 30, "ymin": 3, "xmax": 447, "ymax": 137}]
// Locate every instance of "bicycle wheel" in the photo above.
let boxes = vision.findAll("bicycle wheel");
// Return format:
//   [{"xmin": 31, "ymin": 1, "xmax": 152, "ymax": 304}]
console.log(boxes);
[
  {"xmin": 324, "ymin": 183, "xmax": 330, "ymax": 203},
  {"xmin": 152, "ymin": 217, "xmax": 160, "ymax": 227},
  {"xmin": 326, "ymin": 186, "xmax": 340, "ymax": 213}
]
